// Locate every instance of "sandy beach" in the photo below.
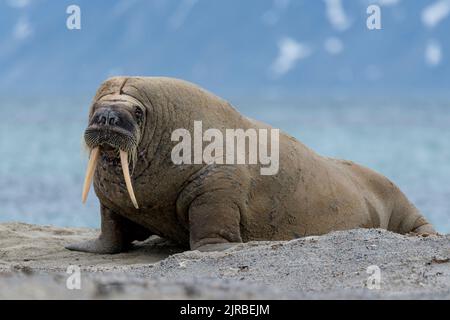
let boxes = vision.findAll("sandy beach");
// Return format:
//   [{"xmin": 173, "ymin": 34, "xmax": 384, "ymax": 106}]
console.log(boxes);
[{"xmin": 0, "ymin": 222, "xmax": 449, "ymax": 299}]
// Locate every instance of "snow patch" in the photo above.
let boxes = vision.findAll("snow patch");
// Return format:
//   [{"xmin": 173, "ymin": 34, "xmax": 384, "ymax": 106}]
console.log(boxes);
[
  {"xmin": 425, "ymin": 40, "xmax": 442, "ymax": 67},
  {"xmin": 6, "ymin": 0, "xmax": 31, "ymax": 8},
  {"xmin": 13, "ymin": 17, "xmax": 32, "ymax": 40},
  {"xmin": 271, "ymin": 37, "xmax": 312, "ymax": 77},
  {"xmin": 262, "ymin": 0, "xmax": 291, "ymax": 26},
  {"xmin": 324, "ymin": 0, "xmax": 351, "ymax": 31},
  {"xmin": 324, "ymin": 37, "xmax": 343, "ymax": 55},
  {"xmin": 422, "ymin": 0, "xmax": 450, "ymax": 28}
]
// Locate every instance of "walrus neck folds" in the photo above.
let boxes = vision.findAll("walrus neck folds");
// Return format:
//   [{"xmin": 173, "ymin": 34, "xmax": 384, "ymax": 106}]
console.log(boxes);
[{"xmin": 84, "ymin": 77, "xmax": 243, "ymax": 211}]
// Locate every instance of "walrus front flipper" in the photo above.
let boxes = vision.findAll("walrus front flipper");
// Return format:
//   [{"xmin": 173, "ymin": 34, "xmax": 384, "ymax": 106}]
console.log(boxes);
[
  {"xmin": 65, "ymin": 238, "xmax": 123, "ymax": 254},
  {"xmin": 65, "ymin": 204, "xmax": 152, "ymax": 254},
  {"xmin": 188, "ymin": 192, "xmax": 244, "ymax": 250}
]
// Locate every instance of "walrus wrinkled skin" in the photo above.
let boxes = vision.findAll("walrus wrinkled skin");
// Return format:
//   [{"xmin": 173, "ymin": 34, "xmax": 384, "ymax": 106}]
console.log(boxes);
[{"xmin": 66, "ymin": 77, "xmax": 436, "ymax": 253}]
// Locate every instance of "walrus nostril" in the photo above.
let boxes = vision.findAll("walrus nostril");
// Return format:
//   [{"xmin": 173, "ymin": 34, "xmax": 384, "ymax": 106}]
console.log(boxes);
[
  {"xmin": 99, "ymin": 115, "xmax": 107, "ymax": 125},
  {"xmin": 96, "ymin": 109, "xmax": 120, "ymax": 126},
  {"xmin": 96, "ymin": 109, "xmax": 109, "ymax": 125},
  {"xmin": 109, "ymin": 114, "xmax": 119, "ymax": 126}
]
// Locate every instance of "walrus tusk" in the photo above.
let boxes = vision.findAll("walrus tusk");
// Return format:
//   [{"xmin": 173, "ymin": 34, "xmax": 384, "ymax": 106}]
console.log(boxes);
[
  {"xmin": 120, "ymin": 150, "xmax": 139, "ymax": 209},
  {"xmin": 81, "ymin": 147, "xmax": 99, "ymax": 204}
]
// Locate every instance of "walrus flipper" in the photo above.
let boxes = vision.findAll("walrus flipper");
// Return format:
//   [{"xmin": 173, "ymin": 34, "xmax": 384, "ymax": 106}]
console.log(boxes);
[
  {"xmin": 388, "ymin": 186, "xmax": 437, "ymax": 235},
  {"xmin": 65, "ymin": 204, "xmax": 152, "ymax": 254},
  {"xmin": 188, "ymin": 193, "xmax": 243, "ymax": 250},
  {"xmin": 65, "ymin": 238, "xmax": 123, "ymax": 254}
]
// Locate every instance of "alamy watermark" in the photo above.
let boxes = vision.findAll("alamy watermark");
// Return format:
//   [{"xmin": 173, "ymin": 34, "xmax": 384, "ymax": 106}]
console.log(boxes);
[
  {"xmin": 66, "ymin": 265, "xmax": 81, "ymax": 290},
  {"xmin": 367, "ymin": 5, "xmax": 382, "ymax": 30},
  {"xmin": 65, "ymin": 4, "xmax": 381, "ymax": 31},
  {"xmin": 366, "ymin": 265, "xmax": 381, "ymax": 289},
  {"xmin": 171, "ymin": 121, "xmax": 280, "ymax": 175},
  {"xmin": 66, "ymin": 5, "xmax": 81, "ymax": 30}
]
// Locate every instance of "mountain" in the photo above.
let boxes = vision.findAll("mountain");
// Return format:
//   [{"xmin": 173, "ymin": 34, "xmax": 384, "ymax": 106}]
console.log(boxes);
[{"xmin": 0, "ymin": 0, "xmax": 449, "ymax": 98}]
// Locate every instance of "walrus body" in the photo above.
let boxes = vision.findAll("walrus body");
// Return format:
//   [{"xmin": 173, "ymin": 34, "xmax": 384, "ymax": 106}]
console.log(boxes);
[{"xmin": 67, "ymin": 77, "xmax": 435, "ymax": 253}]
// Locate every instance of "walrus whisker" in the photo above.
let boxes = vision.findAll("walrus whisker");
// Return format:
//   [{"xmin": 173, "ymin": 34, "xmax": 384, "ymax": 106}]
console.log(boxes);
[
  {"xmin": 120, "ymin": 149, "xmax": 139, "ymax": 209},
  {"xmin": 81, "ymin": 147, "xmax": 99, "ymax": 204}
]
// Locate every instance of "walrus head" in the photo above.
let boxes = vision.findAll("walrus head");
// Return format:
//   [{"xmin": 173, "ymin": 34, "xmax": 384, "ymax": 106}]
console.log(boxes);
[{"xmin": 81, "ymin": 97, "xmax": 146, "ymax": 209}]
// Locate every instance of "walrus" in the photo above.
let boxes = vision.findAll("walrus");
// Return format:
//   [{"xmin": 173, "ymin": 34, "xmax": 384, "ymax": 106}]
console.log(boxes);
[{"xmin": 66, "ymin": 76, "xmax": 436, "ymax": 253}]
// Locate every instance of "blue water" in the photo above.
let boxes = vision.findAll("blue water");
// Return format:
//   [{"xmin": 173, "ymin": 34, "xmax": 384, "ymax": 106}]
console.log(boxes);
[{"xmin": 1, "ymin": 97, "xmax": 449, "ymax": 233}]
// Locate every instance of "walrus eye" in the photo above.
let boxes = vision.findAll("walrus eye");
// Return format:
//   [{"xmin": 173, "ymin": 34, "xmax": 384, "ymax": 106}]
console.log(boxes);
[{"xmin": 134, "ymin": 107, "xmax": 143, "ymax": 124}]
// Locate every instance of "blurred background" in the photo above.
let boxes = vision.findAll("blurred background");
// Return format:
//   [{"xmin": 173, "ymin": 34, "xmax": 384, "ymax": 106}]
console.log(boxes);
[{"xmin": 0, "ymin": 0, "xmax": 449, "ymax": 232}]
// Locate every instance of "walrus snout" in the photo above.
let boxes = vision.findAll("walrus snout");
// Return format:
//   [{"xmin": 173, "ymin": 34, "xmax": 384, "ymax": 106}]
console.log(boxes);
[
  {"xmin": 81, "ymin": 104, "xmax": 142, "ymax": 209},
  {"xmin": 84, "ymin": 106, "xmax": 139, "ymax": 153}
]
